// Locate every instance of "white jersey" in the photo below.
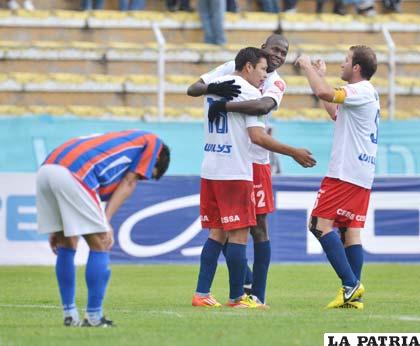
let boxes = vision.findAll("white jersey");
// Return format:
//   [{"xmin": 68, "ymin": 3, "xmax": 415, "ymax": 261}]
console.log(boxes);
[
  {"xmin": 201, "ymin": 61, "xmax": 286, "ymax": 164},
  {"xmin": 327, "ymin": 80, "xmax": 380, "ymax": 189},
  {"xmin": 201, "ymin": 75, "xmax": 265, "ymax": 181}
]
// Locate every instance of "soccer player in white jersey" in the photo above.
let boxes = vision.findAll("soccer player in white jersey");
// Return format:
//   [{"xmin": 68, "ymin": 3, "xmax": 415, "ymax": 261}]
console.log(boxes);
[
  {"xmin": 191, "ymin": 47, "xmax": 270, "ymax": 308},
  {"xmin": 295, "ymin": 45, "xmax": 379, "ymax": 309},
  {"xmin": 188, "ymin": 34, "xmax": 316, "ymax": 306}
]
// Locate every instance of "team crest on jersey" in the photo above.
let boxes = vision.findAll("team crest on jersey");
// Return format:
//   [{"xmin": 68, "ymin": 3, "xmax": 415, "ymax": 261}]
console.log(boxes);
[{"xmin": 274, "ymin": 80, "xmax": 285, "ymax": 92}]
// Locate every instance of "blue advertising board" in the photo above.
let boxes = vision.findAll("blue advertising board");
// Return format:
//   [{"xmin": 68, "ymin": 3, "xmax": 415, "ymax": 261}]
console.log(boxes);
[{"xmin": 109, "ymin": 176, "xmax": 420, "ymax": 263}]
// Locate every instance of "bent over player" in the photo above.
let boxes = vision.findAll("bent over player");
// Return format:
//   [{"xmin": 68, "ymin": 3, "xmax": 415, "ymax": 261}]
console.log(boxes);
[
  {"xmin": 295, "ymin": 45, "xmax": 379, "ymax": 309},
  {"xmin": 36, "ymin": 130, "xmax": 170, "ymax": 326}
]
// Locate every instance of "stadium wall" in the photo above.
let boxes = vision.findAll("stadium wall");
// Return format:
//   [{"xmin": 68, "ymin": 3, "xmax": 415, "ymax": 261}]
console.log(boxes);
[
  {"xmin": 1, "ymin": 117, "xmax": 420, "ymax": 175},
  {"xmin": 1, "ymin": 117, "xmax": 419, "ymax": 265},
  {"xmin": 1, "ymin": 174, "xmax": 419, "ymax": 265}
]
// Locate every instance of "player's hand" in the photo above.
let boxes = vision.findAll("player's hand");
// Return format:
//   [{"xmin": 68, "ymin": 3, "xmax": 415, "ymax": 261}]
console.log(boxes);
[
  {"xmin": 292, "ymin": 148, "xmax": 317, "ymax": 168},
  {"xmin": 294, "ymin": 54, "xmax": 312, "ymax": 69},
  {"xmin": 49, "ymin": 233, "xmax": 59, "ymax": 255},
  {"xmin": 312, "ymin": 59, "xmax": 327, "ymax": 77},
  {"xmin": 208, "ymin": 100, "xmax": 227, "ymax": 123},
  {"xmin": 207, "ymin": 80, "xmax": 241, "ymax": 100}
]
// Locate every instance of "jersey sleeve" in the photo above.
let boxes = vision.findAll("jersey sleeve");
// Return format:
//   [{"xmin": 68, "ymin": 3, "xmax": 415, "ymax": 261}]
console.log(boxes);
[
  {"xmin": 200, "ymin": 61, "xmax": 236, "ymax": 84},
  {"xmin": 262, "ymin": 77, "xmax": 286, "ymax": 110},
  {"xmin": 341, "ymin": 83, "xmax": 375, "ymax": 107},
  {"xmin": 245, "ymin": 115, "xmax": 265, "ymax": 129},
  {"xmin": 130, "ymin": 135, "xmax": 163, "ymax": 179}
]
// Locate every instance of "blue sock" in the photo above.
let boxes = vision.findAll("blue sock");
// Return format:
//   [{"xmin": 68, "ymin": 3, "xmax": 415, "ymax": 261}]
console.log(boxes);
[
  {"xmin": 245, "ymin": 266, "xmax": 253, "ymax": 286},
  {"xmin": 225, "ymin": 243, "xmax": 247, "ymax": 300},
  {"xmin": 223, "ymin": 242, "xmax": 253, "ymax": 286},
  {"xmin": 196, "ymin": 238, "xmax": 223, "ymax": 294},
  {"xmin": 85, "ymin": 251, "xmax": 111, "ymax": 322},
  {"xmin": 252, "ymin": 241, "xmax": 271, "ymax": 303},
  {"xmin": 345, "ymin": 244, "xmax": 364, "ymax": 281},
  {"xmin": 319, "ymin": 232, "xmax": 357, "ymax": 287},
  {"xmin": 56, "ymin": 247, "xmax": 77, "ymax": 314}
]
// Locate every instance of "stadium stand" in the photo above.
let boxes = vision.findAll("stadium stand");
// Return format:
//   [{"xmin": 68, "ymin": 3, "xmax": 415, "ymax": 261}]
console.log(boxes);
[{"xmin": 0, "ymin": 0, "xmax": 419, "ymax": 120}]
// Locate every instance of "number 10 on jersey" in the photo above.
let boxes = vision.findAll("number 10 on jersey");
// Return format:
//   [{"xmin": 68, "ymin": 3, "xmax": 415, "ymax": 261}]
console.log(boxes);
[{"xmin": 207, "ymin": 98, "xmax": 228, "ymax": 134}]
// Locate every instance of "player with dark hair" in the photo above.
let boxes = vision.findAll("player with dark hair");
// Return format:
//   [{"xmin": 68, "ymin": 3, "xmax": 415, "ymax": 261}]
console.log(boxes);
[
  {"xmin": 193, "ymin": 47, "xmax": 269, "ymax": 308},
  {"xmin": 36, "ymin": 130, "xmax": 170, "ymax": 326},
  {"xmin": 188, "ymin": 34, "xmax": 316, "ymax": 307},
  {"xmin": 295, "ymin": 45, "xmax": 379, "ymax": 309}
]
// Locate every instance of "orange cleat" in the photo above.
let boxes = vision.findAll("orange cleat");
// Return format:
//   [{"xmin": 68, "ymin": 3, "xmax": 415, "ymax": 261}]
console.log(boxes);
[{"xmin": 192, "ymin": 293, "xmax": 222, "ymax": 308}]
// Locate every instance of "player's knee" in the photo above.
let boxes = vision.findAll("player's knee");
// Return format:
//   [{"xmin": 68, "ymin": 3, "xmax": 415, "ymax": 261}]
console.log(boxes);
[
  {"xmin": 84, "ymin": 232, "xmax": 113, "ymax": 252},
  {"xmin": 209, "ymin": 228, "xmax": 227, "ymax": 244},
  {"xmin": 251, "ymin": 215, "xmax": 269, "ymax": 242},
  {"xmin": 106, "ymin": 233, "xmax": 114, "ymax": 251},
  {"xmin": 57, "ymin": 234, "xmax": 78, "ymax": 250},
  {"xmin": 228, "ymin": 228, "xmax": 249, "ymax": 245},
  {"xmin": 308, "ymin": 216, "xmax": 323, "ymax": 240}
]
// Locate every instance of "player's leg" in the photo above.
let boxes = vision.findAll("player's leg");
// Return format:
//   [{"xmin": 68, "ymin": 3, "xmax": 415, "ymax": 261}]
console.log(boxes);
[
  {"xmin": 225, "ymin": 227, "xmax": 258, "ymax": 308},
  {"xmin": 249, "ymin": 163, "xmax": 274, "ymax": 305},
  {"xmin": 53, "ymin": 232, "xmax": 80, "ymax": 326},
  {"xmin": 309, "ymin": 216, "xmax": 363, "ymax": 308},
  {"xmin": 193, "ymin": 179, "xmax": 225, "ymax": 307},
  {"xmin": 221, "ymin": 242, "xmax": 253, "ymax": 295},
  {"xmin": 309, "ymin": 216, "xmax": 357, "ymax": 286},
  {"xmin": 81, "ymin": 231, "xmax": 114, "ymax": 326},
  {"xmin": 341, "ymin": 227, "xmax": 363, "ymax": 281},
  {"xmin": 36, "ymin": 165, "xmax": 80, "ymax": 326},
  {"xmin": 214, "ymin": 180, "xmax": 257, "ymax": 308},
  {"xmin": 48, "ymin": 165, "xmax": 113, "ymax": 326},
  {"xmin": 339, "ymin": 227, "xmax": 365, "ymax": 309},
  {"xmin": 193, "ymin": 228, "xmax": 226, "ymax": 307},
  {"xmin": 250, "ymin": 214, "xmax": 270, "ymax": 305}
]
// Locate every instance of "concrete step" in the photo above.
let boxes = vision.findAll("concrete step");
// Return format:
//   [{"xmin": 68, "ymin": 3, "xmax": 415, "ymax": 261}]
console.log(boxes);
[
  {"xmin": 1, "ymin": 90, "xmax": 415, "ymax": 112},
  {"xmin": 0, "ymin": 72, "xmax": 417, "ymax": 94},
  {"xmin": 3, "ymin": 58, "xmax": 420, "ymax": 79},
  {"xmin": 0, "ymin": 11, "xmax": 418, "ymax": 45},
  {"xmin": 33, "ymin": 0, "xmax": 420, "ymax": 14},
  {"xmin": 1, "ymin": 41, "xmax": 419, "ymax": 78},
  {"xmin": 0, "ymin": 103, "xmax": 417, "ymax": 121}
]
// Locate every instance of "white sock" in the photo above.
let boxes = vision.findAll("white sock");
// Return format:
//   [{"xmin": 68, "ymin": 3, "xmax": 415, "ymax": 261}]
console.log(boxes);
[{"xmin": 63, "ymin": 307, "xmax": 79, "ymax": 321}]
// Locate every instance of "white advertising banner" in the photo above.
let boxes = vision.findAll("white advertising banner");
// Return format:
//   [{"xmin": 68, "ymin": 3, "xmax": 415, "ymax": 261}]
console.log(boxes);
[{"xmin": 0, "ymin": 173, "xmax": 89, "ymax": 265}]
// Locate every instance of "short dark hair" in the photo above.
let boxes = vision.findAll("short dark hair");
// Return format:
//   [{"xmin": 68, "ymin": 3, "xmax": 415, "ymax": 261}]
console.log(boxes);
[
  {"xmin": 265, "ymin": 33, "xmax": 288, "ymax": 49},
  {"xmin": 235, "ymin": 47, "xmax": 269, "ymax": 71},
  {"xmin": 350, "ymin": 45, "xmax": 377, "ymax": 80},
  {"xmin": 154, "ymin": 143, "xmax": 170, "ymax": 180}
]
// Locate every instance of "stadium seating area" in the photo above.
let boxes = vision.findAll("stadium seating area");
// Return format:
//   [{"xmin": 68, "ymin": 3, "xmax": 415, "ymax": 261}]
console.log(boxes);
[{"xmin": 0, "ymin": 0, "xmax": 419, "ymax": 120}]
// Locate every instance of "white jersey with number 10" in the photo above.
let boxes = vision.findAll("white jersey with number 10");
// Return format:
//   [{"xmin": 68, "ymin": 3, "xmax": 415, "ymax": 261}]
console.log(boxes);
[
  {"xmin": 201, "ymin": 75, "xmax": 265, "ymax": 181},
  {"xmin": 201, "ymin": 60, "xmax": 286, "ymax": 165}
]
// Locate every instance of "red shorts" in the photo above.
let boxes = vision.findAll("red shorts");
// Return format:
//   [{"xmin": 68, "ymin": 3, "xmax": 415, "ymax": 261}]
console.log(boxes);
[
  {"xmin": 253, "ymin": 163, "xmax": 274, "ymax": 215},
  {"xmin": 200, "ymin": 178, "xmax": 256, "ymax": 231},
  {"xmin": 311, "ymin": 177, "xmax": 371, "ymax": 228}
]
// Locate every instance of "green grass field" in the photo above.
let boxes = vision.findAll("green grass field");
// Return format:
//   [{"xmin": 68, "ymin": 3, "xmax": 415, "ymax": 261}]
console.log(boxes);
[{"xmin": 0, "ymin": 264, "xmax": 419, "ymax": 346}]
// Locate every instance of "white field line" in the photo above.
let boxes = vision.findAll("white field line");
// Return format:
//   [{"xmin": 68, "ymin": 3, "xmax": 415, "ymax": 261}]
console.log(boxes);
[
  {"xmin": 1, "ymin": 304, "xmax": 420, "ymax": 321},
  {"xmin": 0, "ymin": 304, "xmax": 183, "ymax": 318}
]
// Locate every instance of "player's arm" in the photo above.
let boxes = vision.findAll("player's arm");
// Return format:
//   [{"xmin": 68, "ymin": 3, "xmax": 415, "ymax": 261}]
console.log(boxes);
[
  {"xmin": 187, "ymin": 78, "xmax": 208, "ymax": 97},
  {"xmin": 295, "ymin": 55, "xmax": 345, "ymax": 120},
  {"xmin": 225, "ymin": 97, "xmax": 277, "ymax": 115},
  {"xmin": 187, "ymin": 78, "xmax": 241, "ymax": 100},
  {"xmin": 105, "ymin": 171, "xmax": 139, "ymax": 221},
  {"xmin": 207, "ymin": 97, "xmax": 276, "ymax": 123},
  {"xmin": 321, "ymin": 100, "xmax": 339, "ymax": 120},
  {"xmin": 247, "ymin": 127, "xmax": 316, "ymax": 168}
]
